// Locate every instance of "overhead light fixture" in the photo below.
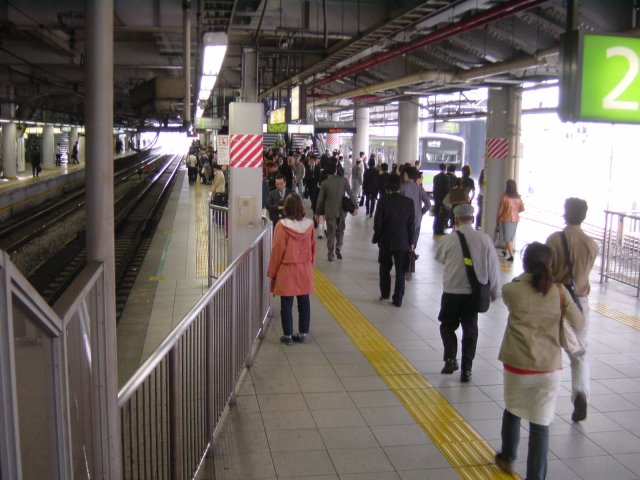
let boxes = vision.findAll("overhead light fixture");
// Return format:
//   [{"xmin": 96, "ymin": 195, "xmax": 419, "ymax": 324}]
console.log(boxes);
[{"xmin": 196, "ymin": 32, "xmax": 227, "ymax": 121}]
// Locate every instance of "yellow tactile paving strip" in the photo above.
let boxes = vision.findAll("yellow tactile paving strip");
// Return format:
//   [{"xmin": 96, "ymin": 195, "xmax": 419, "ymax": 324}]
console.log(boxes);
[
  {"xmin": 314, "ymin": 268, "xmax": 518, "ymax": 479},
  {"xmin": 590, "ymin": 299, "xmax": 640, "ymax": 330},
  {"xmin": 195, "ymin": 183, "xmax": 209, "ymax": 278}
]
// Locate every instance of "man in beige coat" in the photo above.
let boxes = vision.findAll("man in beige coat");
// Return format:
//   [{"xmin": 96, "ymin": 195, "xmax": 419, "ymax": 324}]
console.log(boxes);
[{"xmin": 546, "ymin": 198, "xmax": 598, "ymax": 422}]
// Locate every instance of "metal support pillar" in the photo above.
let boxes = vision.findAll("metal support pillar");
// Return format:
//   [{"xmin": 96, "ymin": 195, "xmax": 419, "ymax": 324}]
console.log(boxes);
[
  {"xmin": 84, "ymin": 0, "xmax": 121, "ymax": 477},
  {"xmin": 241, "ymin": 48, "xmax": 258, "ymax": 103},
  {"xmin": 2, "ymin": 123, "xmax": 17, "ymax": 178},
  {"xmin": 43, "ymin": 124, "xmax": 55, "ymax": 169},
  {"xmin": 353, "ymin": 107, "xmax": 370, "ymax": 160},
  {"xmin": 483, "ymin": 86, "xmax": 522, "ymax": 236},
  {"xmin": 397, "ymin": 100, "xmax": 419, "ymax": 164},
  {"xmin": 183, "ymin": 0, "xmax": 191, "ymax": 126}
]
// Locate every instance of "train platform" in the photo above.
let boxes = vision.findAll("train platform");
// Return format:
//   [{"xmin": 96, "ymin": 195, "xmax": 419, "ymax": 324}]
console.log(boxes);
[{"xmin": 120, "ymin": 169, "xmax": 640, "ymax": 480}]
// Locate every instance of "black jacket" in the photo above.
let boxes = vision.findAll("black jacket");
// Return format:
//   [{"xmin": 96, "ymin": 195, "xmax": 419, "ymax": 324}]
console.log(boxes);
[
  {"xmin": 433, "ymin": 171, "xmax": 450, "ymax": 205},
  {"xmin": 362, "ymin": 168, "xmax": 379, "ymax": 195},
  {"xmin": 372, "ymin": 192, "xmax": 415, "ymax": 258}
]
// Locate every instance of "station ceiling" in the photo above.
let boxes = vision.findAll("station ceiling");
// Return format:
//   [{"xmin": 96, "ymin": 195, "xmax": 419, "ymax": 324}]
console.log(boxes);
[{"xmin": 0, "ymin": 0, "xmax": 635, "ymax": 128}]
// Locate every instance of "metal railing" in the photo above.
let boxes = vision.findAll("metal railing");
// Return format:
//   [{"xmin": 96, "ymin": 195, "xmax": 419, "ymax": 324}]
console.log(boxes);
[
  {"xmin": 118, "ymin": 221, "xmax": 272, "ymax": 479},
  {"xmin": 0, "ymin": 252, "xmax": 119, "ymax": 479},
  {"xmin": 600, "ymin": 210, "xmax": 640, "ymax": 296},
  {"xmin": 209, "ymin": 204, "xmax": 229, "ymax": 282}
]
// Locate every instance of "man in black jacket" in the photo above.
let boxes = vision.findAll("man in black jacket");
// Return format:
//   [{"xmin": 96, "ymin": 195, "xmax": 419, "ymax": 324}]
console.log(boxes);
[
  {"xmin": 373, "ymin": 174, "xmax": 415, "ymax": 307},
  {"xmin": 432, "ymin": 163, "xmax": 450, "ymax": 235},
  {"xmin": 266, "ymin": 175, "xmax": 292, "ymax": 225}
]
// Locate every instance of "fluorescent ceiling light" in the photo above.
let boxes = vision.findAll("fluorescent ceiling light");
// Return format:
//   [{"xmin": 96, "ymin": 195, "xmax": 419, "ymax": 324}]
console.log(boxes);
[
  {"xmin": 199, "ymin": 89, "xmax": 211, "ymax": 101},
  {"xmin": 203, "ymin": 45, "xmax": 227, "ymax": 76},
  {"xmin": 200, "ymin": 75, "xmax": 217, "ymax": 92}
]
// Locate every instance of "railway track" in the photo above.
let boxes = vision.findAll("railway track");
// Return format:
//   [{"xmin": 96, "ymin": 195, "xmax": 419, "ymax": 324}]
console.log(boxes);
[{"xmin": 2, "ymin": 152, "xmax": 184, "ymax": 317}]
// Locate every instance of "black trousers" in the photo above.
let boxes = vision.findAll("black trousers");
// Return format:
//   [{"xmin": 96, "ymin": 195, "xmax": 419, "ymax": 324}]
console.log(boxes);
[
  {"xmin": 433, "ymin": 204, "xmax": 447, "ymax": 234},
  {"xmin": 437, "ymin": 292, "xmax": 478, "ymax": 371},
  {"xmin": 365, "ymin": 193, "xmax": 377, "ymax": 215},
  {"xmin": 379, "ymin": 250, "xmax": 407, "ymax": 304}
]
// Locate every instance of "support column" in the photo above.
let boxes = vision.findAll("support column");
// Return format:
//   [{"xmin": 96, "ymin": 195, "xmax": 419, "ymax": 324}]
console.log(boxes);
[
  {"xmin": 352, "ymin": 107, "xmax": 370, "ymax": 161},
  {"xmin": 2, "ymin": 123, "xmax": 17, "ymax": 178},
  {"xmin": 69, "ymin": 127, "xmax": 78, "ymax": 164},
  {"xmin": 483, "ymin": 86, "xmax": 522, "ymax": 235},
  {"xmin": 16, "ymin": 135, "xmax": 25, "ymax": 173},
  {"xmin": 85, "ymin": 0, "xmax": 121, "ymax": 477},
  {"xmin": 397, "ymin": 100, "xmax": 419, "ymax": 165},
  {"xmin": 241, "ymin": 48, "xmax": 258, "ymax": 103},
  {"xmin": 229, "ymin": 103, "xmax": 263, "ymax": 261},
  {"xmin": 42, "ymin": 125, "xmax": 55, "ymax": 168},
  {"xmin": 183, "ymin": 0, "xmax": 191, "ymax": 125}
]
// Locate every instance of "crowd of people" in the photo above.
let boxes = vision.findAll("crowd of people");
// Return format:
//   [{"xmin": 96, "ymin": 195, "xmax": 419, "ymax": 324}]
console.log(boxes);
[{"xmin": 258, "ymin": 139, "xmax": 598, "ymax": 480}]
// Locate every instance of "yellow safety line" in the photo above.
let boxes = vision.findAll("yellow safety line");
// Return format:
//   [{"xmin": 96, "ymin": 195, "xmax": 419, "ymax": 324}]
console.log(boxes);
[
  {"xmin": 195, "ymin": 183, "xmax": 209, "ymax": 278},
  {"xmin": 313, "ymin": 268, "xmax": 518, "ymax": 479},
  {"xmin": 589, "ymin": 299, "xmax": 640, "ymax": 330}
]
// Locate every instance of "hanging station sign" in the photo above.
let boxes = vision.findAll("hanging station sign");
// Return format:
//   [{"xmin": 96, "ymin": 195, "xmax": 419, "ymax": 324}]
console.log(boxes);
[{"xmin": 560, "ymin": 32, "xmax": 640, "ymax": 124}]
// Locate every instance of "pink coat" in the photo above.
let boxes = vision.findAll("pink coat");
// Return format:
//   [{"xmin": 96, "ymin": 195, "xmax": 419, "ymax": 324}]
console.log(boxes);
[
  {"xmin": 268, "ymin": 218, "xmax": 316, "ymax": 296},
  {"xmin": 497, "ymin": 194, "xmax": 525, "ymax": 223}
]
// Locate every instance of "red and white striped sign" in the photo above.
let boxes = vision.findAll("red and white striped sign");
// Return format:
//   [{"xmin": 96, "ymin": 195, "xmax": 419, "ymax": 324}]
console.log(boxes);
[
  {"xmin": 230, "ymin": 134, "xmax": 263, "ymax": 168},
  {"xmin": 485, "ymin": 138, "xmax": 509, "ymax": 159}
]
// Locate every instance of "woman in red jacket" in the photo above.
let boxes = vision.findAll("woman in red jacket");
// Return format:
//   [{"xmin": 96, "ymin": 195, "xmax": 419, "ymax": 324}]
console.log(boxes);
[{"xmin": 268, "ymin": 193, "xmax": 316, "ymax": 345}]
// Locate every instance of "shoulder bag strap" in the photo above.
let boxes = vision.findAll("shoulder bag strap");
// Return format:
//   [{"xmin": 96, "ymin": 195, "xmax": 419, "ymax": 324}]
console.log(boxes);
[
  {"xmin": 560, "ymin": 232, "xmax": 578, "ymax": 289},
  {"xmin": 556, "ymin": 284, "xmax": 565, "ymax": 317},
  {"xmin": 455, "ymin": 231, "xmax": 480, "ymax": 288}
]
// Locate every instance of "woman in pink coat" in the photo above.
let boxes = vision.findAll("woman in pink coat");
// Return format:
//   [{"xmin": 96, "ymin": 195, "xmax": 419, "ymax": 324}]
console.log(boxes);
[
  {"xmin": 268, "ymin": 193, "xmax": 316, "ymax": 345},
  {"xmin": 497, "ymin": 179, "xmax": 525, "ymax": 262}
]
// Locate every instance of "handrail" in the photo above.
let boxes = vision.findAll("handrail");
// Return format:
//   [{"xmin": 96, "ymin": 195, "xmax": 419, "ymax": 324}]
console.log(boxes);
[{"xmin": 117, "ymin": 221, "xmax": 271, "ymax": 406}]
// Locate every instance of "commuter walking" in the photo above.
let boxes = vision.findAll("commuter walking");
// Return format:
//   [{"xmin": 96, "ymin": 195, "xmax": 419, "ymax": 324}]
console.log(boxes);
[
  {"xmin": 266, "ymin": 175, "xmax": 292, "ymax": 225},
  {"xmin": 351, "ymin": 157, "xmax": 363, "ymax": 200},
  {"xmin": 30, "ymin": 144, "xmax": 41, "ymax": 178},
  {"xmin": 268, "ymin": 193, "xmax": 316, "ymax": 345},
  {"xmin": 210, "ymin": 164, "xmax": 227, "ymax": 206},
  {"xmin": 187, "ymin": 151, "xmax": 198, "ymax": 185},
  {"xmin": 496, "ymin": 179, "xmax": 525, "ymax": 262},
  {"xmin": 292, "ymin": 155, "xmax": 305, "ymax": 195},
  {"xmin": 495, "ymin": 242, "xmax": 583, "ymax": 480},
  {"xmin": 546, "ymin": 198, "xmax": 597, "ymax": 422},
  {"xmin": 316, "ymin": 162, "xmax": 358, "ymax": 261},
  {"xmin": 432, "ymin": 163, "xmax": 449, "ymax": 235},
  {"xmin": 71, "ymin": 141, "xmax": 79, "ymax": 164},
  {"xmin": 435, "ymin": 204, "xmax": 501, "ymax": 382},
  {"xmin": 55, "ymin": 143, "xmax": 62, "ymax": 166},
  {"xmin": 362, "ymin": 158, "xmax": 379, "ymax": 217},
  {"xmin": 373, "ymin": 174, "xmax": 414, "ymax": 307},
  {"xmin": 399, "ymin": 166, "xmax": 431, "ymax": 249}
]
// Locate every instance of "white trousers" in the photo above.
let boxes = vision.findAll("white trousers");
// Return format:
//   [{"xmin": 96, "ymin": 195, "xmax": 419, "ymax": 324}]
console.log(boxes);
[{"xmin": 569, "ymin": 296, "xmax": 590, "ymax": 402}]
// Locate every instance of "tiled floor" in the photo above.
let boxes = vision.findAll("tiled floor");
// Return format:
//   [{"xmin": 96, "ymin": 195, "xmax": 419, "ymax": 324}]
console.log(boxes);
[{"xmin": 121, "ymin": 170, "xmax": 640, "ymax": 479}]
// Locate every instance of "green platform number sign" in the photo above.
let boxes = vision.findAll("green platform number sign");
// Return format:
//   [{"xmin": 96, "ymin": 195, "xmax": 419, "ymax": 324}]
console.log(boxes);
[{"xmin": 580, "ymin": 34, "xmax": 640, "ymax": 123}]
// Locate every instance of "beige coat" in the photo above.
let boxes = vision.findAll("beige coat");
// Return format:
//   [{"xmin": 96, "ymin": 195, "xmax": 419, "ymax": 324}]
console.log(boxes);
[{"xmin": 499, "ymin": 273, "xmax": 584, "ymax": 372}]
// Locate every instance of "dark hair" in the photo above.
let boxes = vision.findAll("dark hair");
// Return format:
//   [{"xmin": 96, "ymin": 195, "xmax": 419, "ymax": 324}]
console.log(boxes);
[
  {"xmin": 385, "ymin": 173, "xmax": 402, "ymax": 192},
  {"xmin": 406, "ymin": 166, "xmax": 420, "ymax": 181},
  {"xmin": 275, "ymin": 174, "xmax": 285, "ymax": 182},
  {"xmin": 564, "ymin": 198, "xmax": 588, "ymax": 225},
  {"xmin": 439, "ymin": 163, "xmax": 446, "ymax": 171},
  {"xmin": 283, "ymin": 193, "xmax": 305, "ymax": 220},
  {"xmin": 368, "ymin": 158, "xmax": 375, "ymax": 168},
  {"xmin": 325, "ymin": 162, "xmax": 337, "ymax": 175},
  {"xmin": 522, "ymin": 242, "xmax": 553, "ymax": 295},
  {"xmin": 461, "ymin": 165, "xmax": 471, "ymax": 177},
  {"xmin": 505, "ymin": 179, "xmax": 520, "ymax": 198},
  {"xmin": 447, "ymin": 164, "xmax": 456, "ymax": 173},
  {"xmin": 380, "ymin": 163, "xmax": 388, "ymax": 172}
]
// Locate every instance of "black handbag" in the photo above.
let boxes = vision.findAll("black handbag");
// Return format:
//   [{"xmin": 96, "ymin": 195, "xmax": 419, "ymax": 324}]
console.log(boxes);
[
  {"xmin": 342, "ymin": 195, "xmax": 356, "ymax": 214},
  {"xmin": 560, "ymin": 232, "xmax": 583, "ymax": 312},
  {"xmin": 456, "ymin": 231, "xmax": 491, "ymax": 313}
]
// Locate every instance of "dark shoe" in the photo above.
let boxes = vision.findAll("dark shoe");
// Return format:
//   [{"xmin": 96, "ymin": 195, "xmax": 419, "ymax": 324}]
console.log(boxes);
[
  {"xmin": 324, "ymin": 229, "xmax": 328, "ymax": 237},
  {"xmin": 414, "ymin": 254, "xmax": 419, "ymax": 260},
  {"xmin": 292, "ymin": 333, "xmax": 308, "ymax": 344},
  {"xmin": 379, "ymin": 296, "xmax": 389, "ymax": 301},
  {"xmin": 572, "ymin": 392, "xmax": 587, "ymax": 422},
  {"xmin": 336, "ymin": 251, "xmax": 343, "ymax": 260},
  {"xmin": 391, "ymin": 300, "xmax": 402, "ymax": 307},
  {"xmin": 460, "ymin": 369, "xmax": 472, "ymax": 383},
  {"xmin": 369, "ymin": 214, "xmax": 373, "ymax": 218},
  {"xmin": 328, "ymin": 255, "xmax": 334, "ymax": 262},
  {"xmin": 441, "ymin": 358, "xmax": 459, "ymax": 374},
  {"xmin": 405, "ymin": 272, "xmax": 412, "ymax": 282},
  {"xmin": 506, "ymin": 256, "xmax": 514, "ymax": 262},
  {"xmin": 280, "ymin": 335, "xmax": 293, "ymax": 345},
  {"xmin": 495, "ymin": 453, "xmax": 514, "ymax": 474},
  {"xmin": 318, "ymin": 234, "xmax": 324, "ymax": 239}
]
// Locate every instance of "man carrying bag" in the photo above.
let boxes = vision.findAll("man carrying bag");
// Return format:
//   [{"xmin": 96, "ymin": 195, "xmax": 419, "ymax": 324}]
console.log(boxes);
[{"xmin": 435, "ymin": 204, "xmax": 501, "ymax": 383}]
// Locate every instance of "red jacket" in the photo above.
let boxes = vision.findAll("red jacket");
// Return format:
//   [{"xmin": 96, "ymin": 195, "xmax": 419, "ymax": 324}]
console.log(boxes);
[{"xmin": 268, "ymin": 218, "xmax": 316, "ymax": 296}]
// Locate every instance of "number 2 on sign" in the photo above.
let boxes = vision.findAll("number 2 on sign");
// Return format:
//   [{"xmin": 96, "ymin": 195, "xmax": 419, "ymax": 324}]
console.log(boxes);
[{"xmin": 603, "ymin": 46, "xmax": 639, "ymax": 111}]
